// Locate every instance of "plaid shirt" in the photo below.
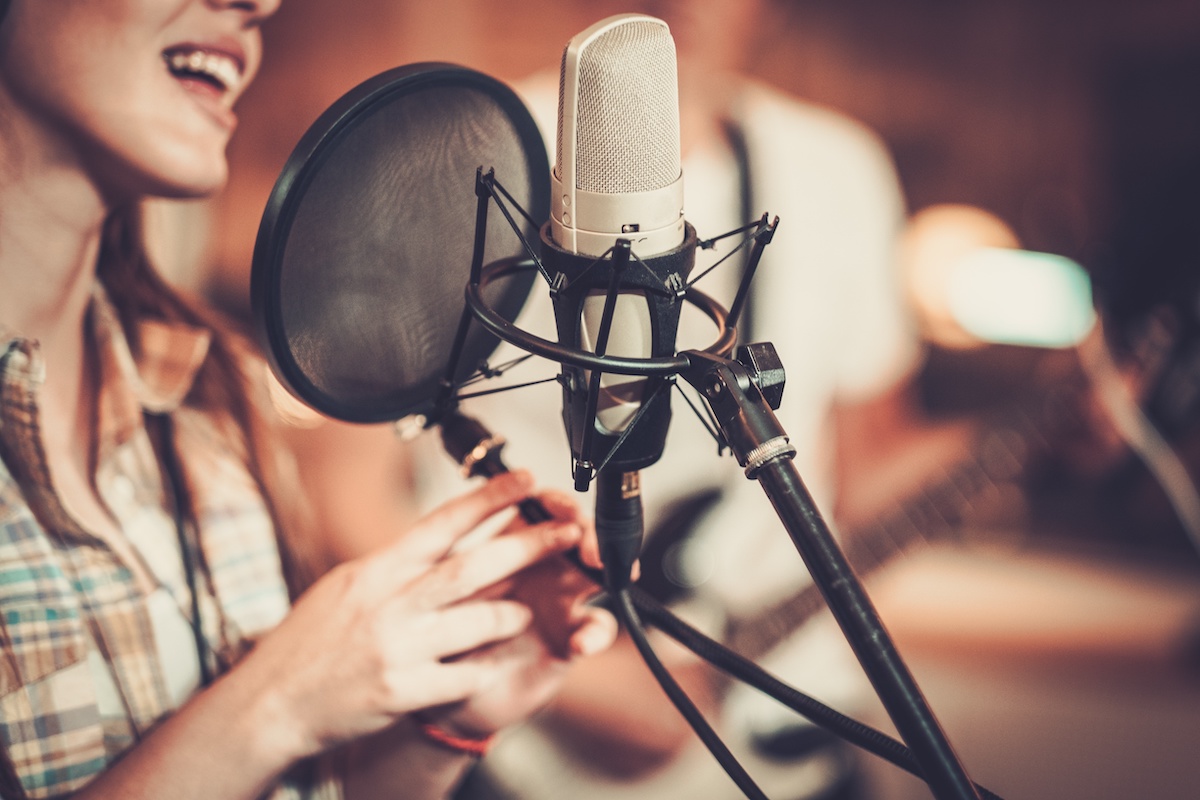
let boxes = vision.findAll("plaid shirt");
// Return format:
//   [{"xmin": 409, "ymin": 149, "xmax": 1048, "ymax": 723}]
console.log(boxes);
[{"xmin": 0, "ymin": 289, "xmax": 340, "ymax": 799}]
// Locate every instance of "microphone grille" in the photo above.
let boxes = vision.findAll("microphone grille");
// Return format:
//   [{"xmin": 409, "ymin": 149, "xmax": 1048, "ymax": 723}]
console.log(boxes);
[{"xmin": 565, "ymin": 18, "xmax": 680, "ymax": 196}]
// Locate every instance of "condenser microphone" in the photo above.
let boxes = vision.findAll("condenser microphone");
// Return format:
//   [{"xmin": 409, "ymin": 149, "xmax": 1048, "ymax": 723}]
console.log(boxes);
[
  {"xmin": 541, "ymin": 14, "xmax": 697, "ymax": 586},
  {"xmin": 550, "ymin": 15, "xmax": 685, "ymax": 258}
]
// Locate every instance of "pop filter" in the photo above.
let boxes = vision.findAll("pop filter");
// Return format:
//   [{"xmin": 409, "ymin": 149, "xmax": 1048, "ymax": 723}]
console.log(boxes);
[{"xmin": 251, "ymin": 63, "xmax": 549, "ymax": 424}]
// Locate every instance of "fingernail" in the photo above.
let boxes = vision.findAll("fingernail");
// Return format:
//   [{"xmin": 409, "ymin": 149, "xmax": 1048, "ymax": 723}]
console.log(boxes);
[
  {"xmin": 508, "ymin": 603, "xmax": 534, "ymax": 629},
  {"xmin": 573, "ymin": 617, "xmax": 617, "ymax": 657},
  {"xmin": 549, "ymin": 523, "xmax": 582, "ymax": 547}
]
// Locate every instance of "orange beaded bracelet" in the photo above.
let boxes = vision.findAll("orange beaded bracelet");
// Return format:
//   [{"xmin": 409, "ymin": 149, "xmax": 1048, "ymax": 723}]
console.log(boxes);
[{"xmin": 417, "ymin": 720, "xmax": 495, "ymax": 757}]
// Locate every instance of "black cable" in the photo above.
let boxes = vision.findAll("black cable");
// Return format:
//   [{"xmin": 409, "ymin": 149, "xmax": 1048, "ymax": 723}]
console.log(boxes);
[{"xmin": 613, "ymin": 588, "xmax": 770, "ymax": 800}]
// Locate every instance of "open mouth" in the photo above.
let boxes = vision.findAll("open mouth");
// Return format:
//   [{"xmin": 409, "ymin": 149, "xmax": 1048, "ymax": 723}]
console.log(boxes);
[{"xmin": 163, "ymin": 46, "xmax": 243, "ymax": 97}]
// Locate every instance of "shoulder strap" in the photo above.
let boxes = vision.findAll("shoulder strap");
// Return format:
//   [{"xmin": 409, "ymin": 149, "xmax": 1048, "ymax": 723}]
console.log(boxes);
[{"xmin": 720, "ymin": 116, "xmax": 757, "ymax": 341}]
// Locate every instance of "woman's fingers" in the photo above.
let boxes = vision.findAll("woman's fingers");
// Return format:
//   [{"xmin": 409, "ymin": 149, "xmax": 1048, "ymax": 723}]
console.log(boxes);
[
  {"xmin": 384, "ymin": 471, "xmax": 537, "ymax": 568},
  {"xmin": 568, "ymin": 606, "xmax": 620, "ymax": 657},
  {"xmin": 245, "ymin": 476, "xmax": 609, "ymax": 751},
  {"xmin": 526, "ymin": 488, "xmax": 604, "ymax": 572},
  {"xmin": 404, "ymin": 519, "xmax": 583, "ymax": 609},
  {"xmin": 384, "ymin": 599, "xmax": 534, "ymax": 664},
  {"xmin": 380, "ymin": 660, "xmax": 492, "ymax": 714}
]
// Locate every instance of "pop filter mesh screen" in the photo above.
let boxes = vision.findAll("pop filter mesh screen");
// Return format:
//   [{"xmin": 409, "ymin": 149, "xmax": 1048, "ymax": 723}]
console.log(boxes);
[{"xmin": 256, "ymin": 67, "xmax": 546, "ymax": 422}]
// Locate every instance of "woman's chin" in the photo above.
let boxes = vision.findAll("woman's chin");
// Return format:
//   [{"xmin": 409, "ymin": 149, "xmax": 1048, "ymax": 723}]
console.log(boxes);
[{"xmin": 133, "ymin": 159, "xmax": 228, "ymax": 202}]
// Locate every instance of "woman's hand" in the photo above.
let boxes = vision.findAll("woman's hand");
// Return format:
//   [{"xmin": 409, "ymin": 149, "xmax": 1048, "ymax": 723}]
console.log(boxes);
[
  {"xmin": 425, "ymin": 488, "xmax": 619, "ymax": 738},
  {"xmin": 233, "ymin": 470, "xmax": 584, "ymax": 761}
]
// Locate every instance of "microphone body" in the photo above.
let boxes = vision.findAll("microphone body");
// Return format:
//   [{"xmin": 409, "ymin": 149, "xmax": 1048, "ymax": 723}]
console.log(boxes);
[
  {"xmin": 545, "ymin": 14, "xmax": 692, "ymax": 584},
  {"xmin": 550, "ymin": 15, "xmax": 684, "ymax": 259}
]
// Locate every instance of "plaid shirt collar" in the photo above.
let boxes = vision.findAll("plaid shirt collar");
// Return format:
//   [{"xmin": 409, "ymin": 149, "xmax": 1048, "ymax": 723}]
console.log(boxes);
[
  {"xmin": 1, "ymin": 287, "xmax": 211, "ymax": 570},
  {"xmin": 0, "ymin": 284, "xmax": 211, "ymax": 455},
  {"xmin": 91, "ymin": 286, "xmax": 212, "ymax": 460}
]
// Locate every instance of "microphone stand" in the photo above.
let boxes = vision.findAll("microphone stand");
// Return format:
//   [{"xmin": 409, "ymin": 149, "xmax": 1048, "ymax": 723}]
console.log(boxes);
[
  {"xmin": 678, "ymin": 347, "xmax": 982, "ymax": 800},
  {"xmin": 451, "ymin": 170, "xmax": 989, "ymax": 800}
]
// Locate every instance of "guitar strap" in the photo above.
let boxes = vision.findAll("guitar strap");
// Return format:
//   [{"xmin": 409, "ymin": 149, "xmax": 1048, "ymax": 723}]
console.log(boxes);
[
  {"xmin": 722, "ymin": 115, "xmax": 758, "ymax": 342},
  {"xmin": 637, "ymin": 115, "xmax": 758, "ymax": 601}
]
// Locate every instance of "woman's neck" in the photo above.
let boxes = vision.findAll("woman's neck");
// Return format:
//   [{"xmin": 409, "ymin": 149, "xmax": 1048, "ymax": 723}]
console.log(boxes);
[
  {"xmin": 0, "ymin": 160, "xmax": 108, "ymax": 347},
  {"xmin": 1, "ymin": 145, "xmax": 112, "ymax": 490},
  {"xmin": 0, "ymin": 87, "xmax": 115, "ymax": 344}
]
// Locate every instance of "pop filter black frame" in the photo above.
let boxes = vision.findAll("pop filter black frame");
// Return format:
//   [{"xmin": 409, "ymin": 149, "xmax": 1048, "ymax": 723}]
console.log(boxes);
[{"xmin": 251, "ymin": 63, "xmax": 549, "ymax": 424}]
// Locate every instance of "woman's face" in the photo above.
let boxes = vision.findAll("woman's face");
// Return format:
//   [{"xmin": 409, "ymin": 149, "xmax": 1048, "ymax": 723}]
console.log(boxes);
[{"xmin": 0, "ymin": 0, "xmax": 279, "ymax": 201}]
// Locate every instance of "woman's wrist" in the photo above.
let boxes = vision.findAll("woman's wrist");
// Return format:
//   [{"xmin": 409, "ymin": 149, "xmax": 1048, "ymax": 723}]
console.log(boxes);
[
  {"xmin": 343, "ymin": 716, "xmax": 476, "ymax": 800},
  {"xmin": 213, "ymin": 656, "xmax": 320, "ymax": 769},
  {"xmin": 413, "ymin": 715, "xmax": 495, "ymax": 757}
]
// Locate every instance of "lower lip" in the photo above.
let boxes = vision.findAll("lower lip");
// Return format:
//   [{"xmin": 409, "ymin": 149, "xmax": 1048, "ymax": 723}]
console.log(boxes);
[{"xmin": 173, "ymin": 76, "xmax": 238, "ymax": 131}]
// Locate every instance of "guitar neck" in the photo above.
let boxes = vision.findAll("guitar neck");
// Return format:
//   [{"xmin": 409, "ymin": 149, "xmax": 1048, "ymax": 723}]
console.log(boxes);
[{"xmin": 723, "ymin": 410, "xmax": 1045, "ymax": 663}]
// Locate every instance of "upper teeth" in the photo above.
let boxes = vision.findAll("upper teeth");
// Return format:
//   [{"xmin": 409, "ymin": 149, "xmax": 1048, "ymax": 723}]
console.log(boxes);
[{"xmin": 166, "ymin": 50, "xmax": 241, "ymax": 92}]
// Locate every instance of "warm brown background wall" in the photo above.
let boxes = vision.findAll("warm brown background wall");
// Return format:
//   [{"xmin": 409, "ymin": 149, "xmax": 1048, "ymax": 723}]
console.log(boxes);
[
  {"xmin": 752, "ymin": 0, "xmax": 1200, "ymax": 316},
  {"xmin": 209, "ymin": 0, "xmax": 1200, "ymax": 321}
]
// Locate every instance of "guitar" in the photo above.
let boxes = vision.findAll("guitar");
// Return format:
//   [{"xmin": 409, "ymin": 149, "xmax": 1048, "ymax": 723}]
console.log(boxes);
[{"xmin": 723, "ymin": 412, "xmax": 1039, "ymax": 664}]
